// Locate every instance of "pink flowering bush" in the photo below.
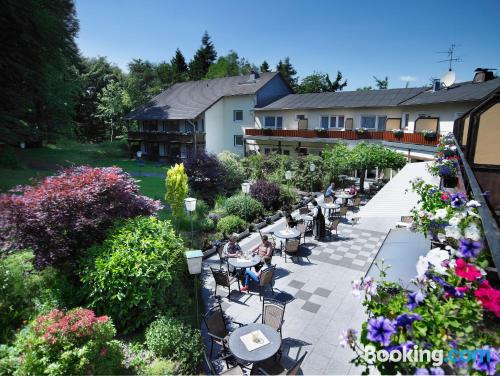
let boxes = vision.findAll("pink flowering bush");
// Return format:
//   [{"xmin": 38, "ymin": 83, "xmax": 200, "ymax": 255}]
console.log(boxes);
[
  {"xmin": 13, "ymin": 308, "xmax": 123, "ymax": 375},
  {"xmin": 0, "ymin": 166, "xmax": 162, "ymax": 270}
]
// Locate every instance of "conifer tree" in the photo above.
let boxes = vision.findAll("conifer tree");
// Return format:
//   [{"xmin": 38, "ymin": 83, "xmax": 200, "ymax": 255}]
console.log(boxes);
[{"xmin": 188, "ymin": 31, "xmax": 217, "ymax": 80}]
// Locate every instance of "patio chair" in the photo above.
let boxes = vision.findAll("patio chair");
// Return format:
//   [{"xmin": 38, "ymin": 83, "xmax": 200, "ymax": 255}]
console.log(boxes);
[
  {"xmin": 258, "ymin": 265, "xmax": 276, "ymax": 300},
  {"xmin": 217, "ymin": 241, "xmax": 228, "ymax": 269},
  {"xmin": 284, "ymin": 239, "xmax": 300, "ymax": 263},
  {"xmin": 324, "ymin": 196, "xmax": 333, "ymax": 204},
  {"xmin": 337, "ymin": 206, "xmax": 348, "ymax": 220},
  {"xmin": 299, "ymin": 207, "xmax": 311, "ymax": 215},
  {"xmin": 203, "ymin": 302, "xmax": 242, "ymax": 358},
  {"xmin": 296, "ymin": 222, "xmax": 307, "ymax": 243},
  {"xmin": 349, "ymin": 197, "xmax": 361, "ymax": 210},
  {"xmin": 204, "ymin": 349, "xmax": 244, "ymax": 375},
  {"xmin": 211, "ymin": 267, "xmax": 241, "ymax": 300},
  {"xmin": 252, "ymin": 351, "xmax": 308, "ymax": 375},
  {"xmin": 326, "ymin": 219, "xmax": 340, "ymax": 238},
  {"xmin": 262, "ymin": 298, "xmax": 286, "ymax": 339}
]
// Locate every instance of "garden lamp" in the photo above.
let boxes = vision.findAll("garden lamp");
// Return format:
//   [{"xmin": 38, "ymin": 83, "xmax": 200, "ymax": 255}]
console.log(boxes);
[
  {"xmin": 285, "ymin": 170, "xmax": 293, "ymax": 180},
  {"xmin": 184, "ymin": 249, "xmax": 203, "ymax": 327},
  {"xmin": 309, "ymin": 163, "xmax": 316, "ymax": 194},
  {"xmin": 241, "ymin": 182, "xmax": 251, "ymax": 195},
  {"xmin": 136, "ymin": 150, "xmax": 142, "ymax": 159},
  {"xmin": 184, "ymin": 197, "xmax": 197, "ymax": 246}
]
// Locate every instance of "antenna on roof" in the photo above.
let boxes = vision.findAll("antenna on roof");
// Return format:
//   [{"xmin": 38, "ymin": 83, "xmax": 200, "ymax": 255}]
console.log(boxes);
[{"xmin": 437, "ymin": 43, "xmax": 462, "ymax": 71}]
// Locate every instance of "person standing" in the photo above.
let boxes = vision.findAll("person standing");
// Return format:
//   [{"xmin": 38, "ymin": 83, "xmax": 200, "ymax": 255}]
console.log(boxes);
[{"xmin": 311, "ymin": 200, "xmax": 325, "ymax": 240}]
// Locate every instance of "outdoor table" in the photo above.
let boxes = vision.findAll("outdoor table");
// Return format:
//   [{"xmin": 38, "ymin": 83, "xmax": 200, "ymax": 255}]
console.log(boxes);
[
  {"xmin": 228, "ymin": 323, "xmax": 282, "ymax": 364},
  {"xmin": 274, "ymin": 227, "xmax": 301, "ymax": 251},
  {"xmin": 319, "ymin": 202, "xmax": 340, "ymax": 217},
  {"xmin": 335, "ymin": 192, "xmax": 353, "ymax": 205},
  {"xmin": 227, "ymin": 255, "xmax": 261, "ymax": 269}
]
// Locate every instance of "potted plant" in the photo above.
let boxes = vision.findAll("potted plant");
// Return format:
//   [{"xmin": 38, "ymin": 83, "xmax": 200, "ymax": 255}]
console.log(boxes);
[
  {"xmin": 262, "ymin": 128, "xmax": 273, "ymax": 135},
  {"xmin": 315, "ymin": 128, "xmax": 328, "ymax": 136},
  {"xmin": 421, "ymin": 129, "xmax": 437, "ymax": 140},
  {"xmin": 437, "ymin": 159, "xmax": 459, "ymax": 188},
  {"xmin": 391, "ymin": 128, "xmax": 404, "ymax": 138}
]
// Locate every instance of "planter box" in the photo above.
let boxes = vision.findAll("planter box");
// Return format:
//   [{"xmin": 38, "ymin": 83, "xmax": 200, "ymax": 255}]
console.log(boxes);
[
  {"xmin": 253, "ymin": 221, "xmax": 267, "ymax": 230},
  {"xmin": 292, "ymin": 203, "xmax": 302, "ymax": 211},
  {"xmin": 269, "ymin": 212, "xmax": 281, "ymax": 222},
  {"xmin": 442, "ymin": 176, "xmax": 458, "ymax": 188},
  {"xmin": 202, "ymin": 246, "xmax": 217, "ymax": 258},
  {"xmin": 233, "ymin": 228, "xmax": 250, "ymax": 241}
]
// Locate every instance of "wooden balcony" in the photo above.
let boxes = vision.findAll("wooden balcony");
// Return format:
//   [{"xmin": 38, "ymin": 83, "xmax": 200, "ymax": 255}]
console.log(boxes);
[
  {"xmin": 245, "ymin": 129, "xmax": 440, "ymax": 146},
  {"xmin": 128, "ymin": 131, "xmax": 205, "ymax": 144}
]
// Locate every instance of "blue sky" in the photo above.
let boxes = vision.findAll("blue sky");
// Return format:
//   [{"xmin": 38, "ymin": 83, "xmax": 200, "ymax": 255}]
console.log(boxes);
[{"xmin": 75, "ymin": 0, "xmax": 500, "ymax": 89}]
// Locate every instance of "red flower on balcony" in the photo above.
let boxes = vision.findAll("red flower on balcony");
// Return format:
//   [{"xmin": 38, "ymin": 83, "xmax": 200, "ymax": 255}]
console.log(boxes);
[
  {"xmin": 474, "ymin": 280, "xmax": 500, "ymax": 317},
  {"xmin": 455, "ymin": 258, "xmax": 482, "ymax": 281}
]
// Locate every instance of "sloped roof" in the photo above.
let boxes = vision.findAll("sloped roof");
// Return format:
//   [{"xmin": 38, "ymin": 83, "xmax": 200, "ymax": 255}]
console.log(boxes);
[
  {"xmin": 256, "ymin": 78, "xmax": 500, "ymax": 111},
  {"xmin": 256, "ymin": 87, "xmax": 425, "ymax": 111},
  {"xmin": 399, "ymin": 77, "xmax": 500, "ymax": 106},
  {"xmin": 125, "ymin": 72, "xmax": 280, "ymax": 120}
]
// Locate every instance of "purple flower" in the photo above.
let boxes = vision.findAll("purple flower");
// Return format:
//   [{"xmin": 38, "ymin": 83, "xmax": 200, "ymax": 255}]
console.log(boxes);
[
  {"xmin": 430, "ymin": 367, "xmax": 445, "ymax": 375},
  {"xmin": 473, "ymin": 346, "xmax": 499, "ymax": 376},
  {"xmin": 438, "ymin": 165, "xmax": 453, "ymax": 176},
  {"xmin": 414, "ymin": 368, "xmax": 429, "ymax": 375},
  {"xmin": 406, "ymin": 290, "xmax": 425, "ymax": 310},
  {"xmin": 450, "ymin": 193, "xmax": 467, "ymax": 208},
  {"xmin": 457, "ymin": 238, "xmax": 483, "ymax": 259},
  {"xmin": 367, "ymin": 316, "xmax": 396, "ymax": 346},
  {"xmin": 386, "ymin": 341, "xmax": 415, "ymax": 352},
  {"xmin": 395, "ymin": 313, "xmax": 422, "ymax": 328}
]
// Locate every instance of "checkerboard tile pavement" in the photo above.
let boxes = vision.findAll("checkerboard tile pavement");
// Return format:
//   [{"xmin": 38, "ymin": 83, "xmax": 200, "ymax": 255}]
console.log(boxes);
[{"xmin": 306, "ymin": 226, "xmax": 387, "ymax": 272}]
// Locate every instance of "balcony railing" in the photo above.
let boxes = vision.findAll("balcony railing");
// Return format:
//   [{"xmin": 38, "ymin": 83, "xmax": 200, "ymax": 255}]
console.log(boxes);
[
  {"xmin": 245, "ymin": 129, "xmax": 440, "ymax": 146},
  {"xmin": 128, "ymin": 131, "xmax": 205, "ymax": 144}
]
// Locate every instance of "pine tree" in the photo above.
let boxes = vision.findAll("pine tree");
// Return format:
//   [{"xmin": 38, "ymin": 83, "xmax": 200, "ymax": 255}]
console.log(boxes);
[
  {"xmin": 171, "ymin": 48, "xmax": 188, "ymax": 82},
  {"xmin": 374, "ymin": 76, "xmax": 389, "ymax": 89},
  {"xmin": 260, "ymin": 60, "xmax": 270, "ymax": 73},
  {"xmin": 189, "ymin": 31, "xmax": 217, "ymax": 80},
  {"xmin": 276, "ymin": 57, "xmax": 298, "ymax": 91}
]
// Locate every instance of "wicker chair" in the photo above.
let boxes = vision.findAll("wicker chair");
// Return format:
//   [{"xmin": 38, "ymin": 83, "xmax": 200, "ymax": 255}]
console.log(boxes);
[
  {"xmin": 217, "ymin": 241, "xmax": 228, "ymax": 269},
  {"xmin": 252, "ymin": 352, "xmax": 308, "ymax": 375},
  {"xmin": 262, "ymin": 298, "xmax": 286, "ymax": 339},
  {"xmin": 211, "ymin": 267, "xmax": 241, "ymax": 300},
  {"xmin": 204, "ymin": 349, "xmax": 244, "ymax": 375},
  {"xmin": 324, "ymin": 196, "xmax": 333, "ymax": 204},
  {"xmin": 258, "ymin": 265, "xmax": 276, "ymax": 300},
  {"xmin": 349, "ymin": 197, "xmax": 361, "ymax": 210},
  {"xmin": 284, "ymin": 239, "xmax": 300, "ymax": 263},
  {"xmin": 203, "ymin": 302, "xmax": 237, "ymax": 358},
  {"xmin": 337, "ymin": 206, "xmax": 348, "ymax": 219},
  {"xmin": 326, "ymin": 219, "xmax": 340, "ymax": 238}
]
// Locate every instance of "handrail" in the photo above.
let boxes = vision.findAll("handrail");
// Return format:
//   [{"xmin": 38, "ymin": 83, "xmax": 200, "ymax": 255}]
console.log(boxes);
[{"xmin": 454, "ymin": 136, "xmax": 500, "ymax": 276}]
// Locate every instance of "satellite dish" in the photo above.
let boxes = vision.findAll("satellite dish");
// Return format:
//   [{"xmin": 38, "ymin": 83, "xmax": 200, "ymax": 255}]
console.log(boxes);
[{"xmin": 441, "ymin": 70, "xmax": 456, "ymax": 87}]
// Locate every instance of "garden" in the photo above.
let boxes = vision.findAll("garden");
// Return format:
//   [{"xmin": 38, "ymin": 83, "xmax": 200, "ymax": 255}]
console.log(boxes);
[
  {"xmin": 0, "ymin": 141, "xmax": 406, "ymax": 375},
  {"xmin": 343, "ymin": 134, "xmax": 500, "ymax": 375}
]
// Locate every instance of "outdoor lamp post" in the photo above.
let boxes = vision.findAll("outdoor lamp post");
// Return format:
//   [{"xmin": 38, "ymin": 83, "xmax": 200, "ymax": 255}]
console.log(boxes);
[
  {"xmin": 285, "ymin": 170, "xmax": 293, "ymax": 195},
  {"xmin": 241, "ymin": 182, "xmax": 251, "ymax": 195},
  {"xmin": 309, "ymin": 163, "xmax": 316, "ymax": 195},
  {"xmin": 184, "ymin": 197, "xmax": 197, "ymax": 246},
  {"xmin": 185, "ymin": 249, "xmax": 203, "ymax": 326}
]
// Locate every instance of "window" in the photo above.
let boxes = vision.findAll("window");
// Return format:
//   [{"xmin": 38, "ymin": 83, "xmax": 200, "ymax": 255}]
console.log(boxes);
[
  {"xmin": 233, "ymin": 110, "xmax": 243, "ymax": 121},
  {"xmin": 338, "ymin": 116, "xmax": 345, "ymax": 128},
  {"xmin": 234, "ymin": 135, "xmax": 243, "ymax": 146},
  {"xmin": 264, "ymin": 116, "xmax": 282, "ymax": 129},
  {"xmin": 296, "ymin": 114, "xmax": 306, "ymax": 120},
  {"xmin": 377, "ymin": 116, "xmax": 387, "ymax": 131},
  {"xmin": 403, "ymin": 113, "xmax": 410, "ymax": 128},
  {"xmin": 330, "ymin": 117, "xmax": 337, "ymax": 128},
  {"xmin": 361, "ymin": 116, "xmax": 376, "ymax": 129},
  {"xmin": 321, "ymin": 116, "xmax": 329, "ymax": 129}
]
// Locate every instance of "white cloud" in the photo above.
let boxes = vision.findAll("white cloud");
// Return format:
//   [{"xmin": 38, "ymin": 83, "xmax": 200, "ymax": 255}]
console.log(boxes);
[{"xmin": 400, "ymin": 75, "xmax": 417, "ymax": 82}]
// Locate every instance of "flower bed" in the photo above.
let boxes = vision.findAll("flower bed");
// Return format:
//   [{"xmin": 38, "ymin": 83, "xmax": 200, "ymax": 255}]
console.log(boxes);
[{"xmin": 344, "ymin": 133, "xmax": 500, "ymax": 375}]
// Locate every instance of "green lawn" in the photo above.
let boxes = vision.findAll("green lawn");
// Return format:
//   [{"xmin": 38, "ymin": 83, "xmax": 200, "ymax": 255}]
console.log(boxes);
[{"xmin": 0, "ymin": 141, "xmax": 168, "ymax": 200}]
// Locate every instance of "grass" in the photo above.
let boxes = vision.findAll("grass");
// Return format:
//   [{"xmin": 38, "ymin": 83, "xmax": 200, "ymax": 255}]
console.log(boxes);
[{"xmin": 0, "ymin": 140, "xmax": 168, "ymax": 199}]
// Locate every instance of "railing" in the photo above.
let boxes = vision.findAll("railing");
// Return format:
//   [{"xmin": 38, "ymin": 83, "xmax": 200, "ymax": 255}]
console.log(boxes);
[
  {"xmin": 245, "ymin": 129, "xmax": 440, "ymax": 146},
  {"xmin": 453, "ymin": 137, "xmax": 500, "ymax": 277},
  {"xmin": 128, "ymin": 131, "xmax": 205, "ymax": 143}
]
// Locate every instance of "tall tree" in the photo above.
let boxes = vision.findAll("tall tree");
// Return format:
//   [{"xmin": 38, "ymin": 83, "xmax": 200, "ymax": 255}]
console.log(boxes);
[
  {"xmin": 205, "ymin": 51, "xmax": 255, "ymax": 79},
  {"xmin": 374, "ymin": 76, "xmax": 389, "ymax": 89},
  {"xmin": 276, "ymin": 57, "xmax": 298, "ymax": 91},
  {"xmin": 170, "ymin": 48, "xmax": 188, "ymax": 82},
  {"xmin": 298, "ymin": 71, "xmax": 347, "ymax": 93},
  {"xmin": 260, "ymin": 61, "xmax": 270, "ymax": 73},
  {"xmin": 0, "ymin": 0, "xmax": 80, "ymax": 143},
  {"xmin": 96, "ymin": 80, "xmax": 130, "ymax": 141},
  {"xmin": 188, "ymin": 31, "xmax": 217, "ymax": 80}
]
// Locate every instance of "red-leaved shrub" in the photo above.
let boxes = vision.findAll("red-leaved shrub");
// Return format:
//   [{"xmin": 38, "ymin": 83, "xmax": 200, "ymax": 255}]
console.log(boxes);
[
  {"xmin": 0, "ymin": 166, "xmax": 162, "ymax": 270},
  {"xmin": 250, "ymin": 179, "xmax": 281, "ymax": 210}
]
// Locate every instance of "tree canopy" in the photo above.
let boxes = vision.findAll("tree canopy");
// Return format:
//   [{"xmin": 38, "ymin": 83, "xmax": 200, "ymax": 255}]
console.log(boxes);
[
  {"xmin": 260, "ymin": 61, "xmax": 270, "ymax": 73},
  {"xmin": 373, "ymin": 76, "xmax": 389, "ymax": 89},
  {"xmin": 277, "ymin": 57, "xmax": 298, "ymax": 91},
  {"xmin": 188, "ymin": 31, "xmax": 217, "ymax": 80},
  {"xmin": 298, "ymin": 71, "xmax": 347, "ymax": 93},
  {"xmin": 205, "ymin": 51, "xmax": 255, "ymax": 79}
]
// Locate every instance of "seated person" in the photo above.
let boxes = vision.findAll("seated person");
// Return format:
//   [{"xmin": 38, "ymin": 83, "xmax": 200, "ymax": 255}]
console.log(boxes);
[
  {"xmin": 252, "ymin": 234, "xmax": 273, "ymax": 271},
  {"xmin": 285, "ymin": 213, "xmax": 297, "ymax": 228},
  {"xmin": 223, "ymin": 235, "xmax": 241, "ymax": 274},
  {"xmin": 348, "ymin": 185, "xmax": 358, "ymax": 196},
  {"xmin": 240, "ymin": 256, "xmax": 272, "ymax": 292},
  {"xmin": 324, "ymin": 182, "xmax": 335, "ymax": 198}
]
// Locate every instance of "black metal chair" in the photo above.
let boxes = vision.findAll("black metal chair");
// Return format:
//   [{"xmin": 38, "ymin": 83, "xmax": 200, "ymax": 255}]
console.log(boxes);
[
  {"xmin": 211, "ymin": 267, "xmax": 241, "ymax": 299},
  {"xmin": 204, "ymin": 347, "xmax": 244, "ymax": 375},
  {"xmin": 252, "ymin": 352, "xmax": 308, "ymax": 375}
]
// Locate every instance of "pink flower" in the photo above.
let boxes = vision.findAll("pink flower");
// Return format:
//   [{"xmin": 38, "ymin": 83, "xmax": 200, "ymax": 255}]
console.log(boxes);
[
  {"xmin": 474, "ymin": 281, "xmax": 500, "ymax": 318},
  {"xmin": 455, "ymin": 258, "xmax": 482, "ymax": 281},
  {"xmin": 441, "ymin": 192, "xmax": 450, "ymax": 201}
]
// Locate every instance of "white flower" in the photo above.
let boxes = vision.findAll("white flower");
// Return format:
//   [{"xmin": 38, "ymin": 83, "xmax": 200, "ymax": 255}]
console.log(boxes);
[
  {"xmin": 449, "ymin": 216, "xmax": 461, "ymax": 226},
  {"xmin": 418, "ymin": 210, "xmax": 427, "ymax": 218},
  {"xmin": 416, "ymin": 256, "xmax": 428, "ymax": 278},
  {"xmin": 434, "ymin": 208, "xmax": 448, "ymax": 220},
  {"xmin": 351, "ymin": 279, "xmax": 362, "ymax": 297},
  {"xmin": 464, "ymin": 223, "xmax": 481, "ymax": 241},
  {"xmin": 466, "ymin": 200, "xmax": 481, "ymax": 208},
  {"xmin": 437, "ymin": 233, "xmax": 446, "ymax": 243},
  {"xmin": 425, "ymin": 248, "xmax": 449, "ymax": 274},
  {"xmin": 445, "ymin": 225, "xmax": 462, "ymax": 240}
]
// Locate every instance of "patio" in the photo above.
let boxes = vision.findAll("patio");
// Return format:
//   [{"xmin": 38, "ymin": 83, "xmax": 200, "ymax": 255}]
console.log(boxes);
[{"xmin": 201, "ymin": 162, "xmax": 436, "ymax": 375}]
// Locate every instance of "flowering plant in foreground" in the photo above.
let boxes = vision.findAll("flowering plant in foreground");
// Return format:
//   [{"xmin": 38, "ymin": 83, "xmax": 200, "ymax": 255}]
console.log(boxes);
[{"xmin": 345, "ymin": 136, "xmax": 500, "ymax": 375}]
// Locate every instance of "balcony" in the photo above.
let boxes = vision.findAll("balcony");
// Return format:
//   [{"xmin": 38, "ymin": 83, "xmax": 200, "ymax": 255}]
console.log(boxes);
[
  {"xmin": 245, "ymin": 128, "xmax": 440, "ymax": 146},
  {"xmin": 128, "ymin": 131, "xmax": 205, "ymax": 144}
]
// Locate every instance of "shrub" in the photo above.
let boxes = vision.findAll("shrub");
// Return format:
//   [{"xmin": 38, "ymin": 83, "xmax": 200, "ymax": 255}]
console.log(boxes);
[
  {"xmin": 183, "ymin": 151, "xmax": 225, "ymax": 205},
  {"xmin": 216, "ymin": 215, "xmax": 247, "ymax": 237},
  {"xmin": 165, "ymin": 163, "xmax": 188, "ymax": 221},
  {"xmin": 250, "ymin": 179, "xmax": 281, "ymax": 210},
  {"xmin": 0, "ymin": 251, "xmax": 80, "ymax": 343},
  {"xmin": 241, "ymin": 153, "xmax": 264, "ymax": 180},
  {"xmin": 218, "ymin": 151, "xmax": 246, "ymax": 192},
  {"xmin": 0, "ymin": 166, "xmax": 162, "ymax": 271},
  {"xmin": 139, "ymin": 358, "xmax": 176, "ymax": 376},
  {"xmin": 82, "ymin": 216, "xmax": 190, "ymax": 333},
  {"xmin": 224, "ymin": 194, "xmax": 264, "ymax": 222},
  {"xmin": 0, "ymin": 147, "xmax": 23, "ymax": 169},
  {"xmin": 13, "ymin": 308, "xmax": 123, "ymax": 375},
  {"xmin": 279, "ymin": 186, "xmax": 298, "ymax": 209},
  {"xmin": 145, "ymin": 316, "xmax": 203, "ymax": 375},
  {"xmin": 292, "ymin": 155, "xmax": 324, "ymax": 192}
]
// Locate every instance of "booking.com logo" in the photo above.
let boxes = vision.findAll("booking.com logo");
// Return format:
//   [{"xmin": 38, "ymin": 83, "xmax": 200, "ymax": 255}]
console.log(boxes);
[{"xmin": 362, "ymin": 345, "xmax": 490, "ymax": 366}]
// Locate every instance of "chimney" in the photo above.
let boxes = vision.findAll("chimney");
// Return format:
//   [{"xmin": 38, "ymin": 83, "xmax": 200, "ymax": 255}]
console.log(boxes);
[
  {"xmin": 473, "ymin": 68, "xmax": 496, "ymax": 83},
  {"xmin": 249, "ymin": 70, "xmax": 259, "ymax": 80},
  {"xmin": 432, "ymin": 79, "xmax": 441, "ymax": 92}
]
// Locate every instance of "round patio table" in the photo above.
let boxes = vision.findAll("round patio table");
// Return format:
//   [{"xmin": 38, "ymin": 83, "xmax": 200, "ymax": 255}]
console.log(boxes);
[
  {"xmin": 335, "ymin": 192, "xmax": 353, "ymax": 205},
  {"xmin": 319, "ymin": 202, "xmax": 340, "ymax": 218},
  {"xmin": 228, "ymin": 323, "xmax": 282, "ymax": 364},
  {"xmin": 227, "ymin": 255, "xmax": 261, "ymax": 269},
  {"xmin": 274, "ymin": 228, "xmax": 301, "ymax": 240}
]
